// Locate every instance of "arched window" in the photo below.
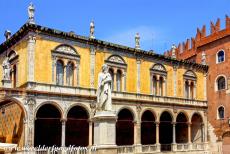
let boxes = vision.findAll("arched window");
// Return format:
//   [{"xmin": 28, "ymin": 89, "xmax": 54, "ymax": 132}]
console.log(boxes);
[
  {"xmin": 218, "ymin": 106, "xmax": 224, "ymax": 119},
  {"xmin": 116, "ymin": 70, "xmax": 122, "ymax": 92},
  {"xmin": 152, "ymin": 76, "xmax": 157, "ymax": 95},
  {"xmin": 184, "ymin": 70, "xmax": 197, "ymax": 99},
  {"xmin": 109, "ymin": 68, "xmax": 114, "ymax": 91},
  {"xmin": 66, "ymin": 62, "xmax": 74, "ymax": 86},
  {"xmin": 217, "ymin": 76, "xmax": 226, "ymax": 90},
  {"xmin": 56, "ymin": 60, "xmax": 64, "ymax": 85},
  {"xmin": 217, "ymin": 50, "xmax": 225, "ymax": 63}
]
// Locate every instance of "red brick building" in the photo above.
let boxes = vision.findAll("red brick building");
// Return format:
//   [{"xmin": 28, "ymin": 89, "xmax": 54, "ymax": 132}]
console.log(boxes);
[{"xmin": 165, "ymin": 15, "xmax": 230, "ymax": 153}]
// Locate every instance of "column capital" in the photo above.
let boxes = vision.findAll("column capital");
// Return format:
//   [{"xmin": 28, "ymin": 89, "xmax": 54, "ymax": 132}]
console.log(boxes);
[{"xmin": 60, "ymin": 118, "xmax": 67, "ymax": 123}]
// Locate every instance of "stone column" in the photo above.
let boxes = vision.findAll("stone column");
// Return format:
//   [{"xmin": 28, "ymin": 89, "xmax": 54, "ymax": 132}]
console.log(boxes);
[
  {"xmin": 156, "ymin": 75, "xmax": 160, "ymax": 95},
  {"xmin": 137, "ymin": 59, "xmax": 141, "ymax": 93},
  {"xmin": 27, "ymin": 34, "xmax": 36, "ymax": 82},
  {"xmin": 63, "ymin": 60, "xmax": 67, "ymax": 86},
  {"xmin": 61, "ymin": 119, "xmax": 66, "ymax": 147},
  {"xmin": 163, "ymin": 76, "xmax": 166, "ymax": 96},
  {"xmin": 90, "ymin": 46, "xmax": 96, "ymax": 88},
  {"xmin": 188, "ymin": 81, "xmax": 191, "ymax": 99},
  {"xmin": 88, "ymin": 120, "xmax": 93, "ymax": 146},
  {"xmin": 187, "ymin": 122, "xmax": 192, "ymax": 150},
  {"xmin": 113, "ymin": 68, "xmax": 117, "ymax": 91},
  {"xmin": 156, "ymin": 122, "xmax": 160, "ymax": 152},
  {"xmin": 73, "ymin": 61, "xmax": 77, "ymax": 86},
  {"xmin": 194, "ymin": 81, "xmax": 197, "ymax": 99},
  {"xmin": 134, "ymin": 121, "xmax": 141, "ymax": 152},
  {"xmin": 52, "ymin": 56, "xmax": 57, "ymax": 84},
  {"xmin": 172, "ymin": 122, "xmax": 177, "ymax": 151}
]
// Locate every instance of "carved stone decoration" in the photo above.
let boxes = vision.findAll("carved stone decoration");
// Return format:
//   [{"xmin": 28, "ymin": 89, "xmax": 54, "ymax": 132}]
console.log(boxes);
[
  {"xmin": 90, "ymin": 20, "xmax": 95, "ymax": 39},
  {"xmin": 28, "ymin": 3, "xmax": 35, "ymax": 24},
  {"xmin": 25, "ymin": 98, "xmax": 36, "ymax": 146},
  {"xmin": 108, "ymin": 55, "xmax": 125, "ymax": 64},
  {"xmin": 55, "ymin": 45, "xmax": 77, "ymax": 55},
  {"xmin": 136, "ymin": 104, "xmax": 142, "ymax": 113},
  {"xmin": 96, "ymin": 64, "xmax": 112, "ymax": 111},
  {"xmin": 4, "ymin": 30, "xmax": 11, "ymax": 40},
  {"xmin": 171, "ymin": 44, "xmax": 177, "ymax": 59},
  {"xmin": 90, "ymin": 102, "xmax": 96, "ymax": 116},
  {"xmin": 184, "ymin": 70, "xmax": 196, "ymax": 79},
  {"xmin": 201, "ymin": 51, "xmax": 206, "ymax": 65},
  {"xmin": 2, "ymin": 57, "xmax": 11, "ymax": 80},
  {"xmin": 152, "ymin": 64, "xmax": 166, "ymax": 72}
]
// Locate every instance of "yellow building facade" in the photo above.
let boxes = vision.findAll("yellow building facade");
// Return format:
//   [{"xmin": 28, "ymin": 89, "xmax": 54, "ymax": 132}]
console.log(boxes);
[{"xmin": 0, "ymin": 23, "xmax": 217, "ymax": 154}]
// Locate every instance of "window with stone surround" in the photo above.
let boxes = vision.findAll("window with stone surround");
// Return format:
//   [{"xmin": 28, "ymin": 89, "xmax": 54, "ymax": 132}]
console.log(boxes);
[
  {"xmin": 105, "ymin": 55, "xmax": 127, "ymax": 92},
  {"xmin": 8, "ymin": 50, "xmax": 18, "ymax": 88},
  {"xmin": 217, "ymin": 50, "xmax": 225, "ymax": 63},
  {"xmin": 184, "ymin": 70, "xmax": 197, "ymax": 99},
  {"xmin": 217, "ymin": 76, "xmax": 226, "ymax": 90},
  {"xmin": 150, "ymin": 64, "xmax": 167, "ymax": 96},
  {"xmin": 218, "ymin": 106, "xmax": 225, "ymax": 119},
  {"xmin": 52, "ymin": 44, "xmax": 80, "ymax": 86}
]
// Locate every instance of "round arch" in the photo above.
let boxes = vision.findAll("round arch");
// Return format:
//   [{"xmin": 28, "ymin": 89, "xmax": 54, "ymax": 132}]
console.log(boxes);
[
  {"xmin": 215, "ymin": 75, "xmax": 227, "ymax": 91},
  {"xmin": 66, "ymin": 105, "xmax": 89, "ymax": 147},
  {"xmin": 176, "ymin": 112, "xmax": 188, "ymax": 143},
  {"xmin": 34, "ymin": 101, "xmax": 64, "ymax": 120},
  {"xmin": 159, "ymin": 109, "xmax": 174, "ymax": 122},
  {"xmin": 34, "ymin": 103, "xmax": 62, "ymax": 147},
  {"xmin": 117, "ymin": 106, "xmax": 137, "ymax": 122},
  {"xmin": 191, "ymin": 113, "xmax": 203, "ymax": 143},
  {"xmin": 65, "ymin": 103, "xmax": 90, "ymax": 119},
  {"xmin": 159, "ymin": 111, "xmax": 173, "ymax": 151},
  {"xmin": 141, "ymin": 110, "xmax": 156, "ymax": 145},
  {"xmin": 140, "ymin": 108, "xmax": 157, "ymax": 121},
  {"xmin": 116, "ymin": 108, "xmax": 134, "ymax": 145},
  {"xmin": 0, "ymin": 97, "xmax": 26, "ymax": 145}
]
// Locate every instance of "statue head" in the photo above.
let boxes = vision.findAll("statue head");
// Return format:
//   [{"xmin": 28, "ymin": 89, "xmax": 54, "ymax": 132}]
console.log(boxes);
[{"xmin": 102, "ymin": 64, "xmax": 109, "ymax": 73}]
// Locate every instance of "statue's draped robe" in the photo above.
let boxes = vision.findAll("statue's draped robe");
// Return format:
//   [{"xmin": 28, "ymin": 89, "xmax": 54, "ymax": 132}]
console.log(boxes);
[{"xmin": 97, "ymin": 72, "xmax": 112, "ymax": 111}]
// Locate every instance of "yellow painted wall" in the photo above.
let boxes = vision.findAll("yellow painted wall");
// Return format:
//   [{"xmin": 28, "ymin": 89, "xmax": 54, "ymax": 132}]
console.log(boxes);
[{"xmin": 0, "ymin": 34, "xmax": 206, "ymax": 101}]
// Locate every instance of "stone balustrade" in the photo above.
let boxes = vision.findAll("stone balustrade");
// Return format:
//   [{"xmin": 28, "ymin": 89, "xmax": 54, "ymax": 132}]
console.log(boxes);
[{"xmin": 25, "ymin": 82, "xmax": 207, "ymax": 107}]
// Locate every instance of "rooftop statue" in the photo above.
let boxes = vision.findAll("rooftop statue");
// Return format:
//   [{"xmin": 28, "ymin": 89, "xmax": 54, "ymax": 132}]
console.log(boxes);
[{"xmin": 2, "ymin": 57, "xmax": 11, "ymax": 80}]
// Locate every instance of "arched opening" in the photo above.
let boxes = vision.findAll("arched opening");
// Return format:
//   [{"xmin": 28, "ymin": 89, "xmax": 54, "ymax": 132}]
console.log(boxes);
[
  {"xmin": 116, "ymin": 69, "xmax": 122, "ymax": 92},
  {"xmin": 222, "ymin": 132, "xmax": 230, "ymax": 154},
  {"xmin": 66, "ymin": 106, "xmax": 89, "ymax": 147},
  {"xmin": 217, "ymin": 50, "xmax": 225, "ymax": 63},
  {"xmin": 141, "ymin": 110, "xmax": 156, "ymax": 145},
  {"xmin": 160, "ymin": 111, "xmax": 172, "ymax": 151},
  {"xmin": 217, "ymin": 76, "xmax": 226, "ymax": 90},
  {"xmin": 116, "ymin": 109, "xmax": 134, "ymax": 145},
  {"xmin": 191, "ymin": 113, "xmax": 203, "ymax": 143},
  {"xmin": 66, "ymin": 62, "xmax": 74, "ymax": 86},
  {"xmin": 218, "ymin": 106, "xmax": 225, "ymax": 119},
  {"xmin": 152, "ymin": 76, "xmax": 157, "ymax": 95},
  {"xmin": 0, "ymin": 100, "xmax": 24, "ymax": 147},
  {"xmin": 35, "ymin": 104, "xmax": 62, "ymax": 147},
  {"xmin": 176, "ymin": 112, "xmax": 188, "ymax": 143},
  {"xmin": 56, "ymin": 60, "xmax": 64, "ymax": 85},
  {"xmin": 109, "ymin": 68, "xmax": 114, "ymax": 91}
]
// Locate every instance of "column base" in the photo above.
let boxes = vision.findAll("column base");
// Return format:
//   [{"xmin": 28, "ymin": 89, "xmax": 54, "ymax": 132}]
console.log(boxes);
[
  {"xmin": 94, "ymin": 145, "xmax": 117, "ymax": 154},
  {"xmin": 93, "ymin": 111, "xmax": 117, "ymax": 146},
  {"xmin": 134, "ymin": 144, "xmax": 141, "ymax": 153},
  {"xmin": 172, "ymin": 143, "xmax": 177, "ymax": 151},
  {"xmin": 156, "ymin": 143, "xmax": 161, "ymax": 152}
]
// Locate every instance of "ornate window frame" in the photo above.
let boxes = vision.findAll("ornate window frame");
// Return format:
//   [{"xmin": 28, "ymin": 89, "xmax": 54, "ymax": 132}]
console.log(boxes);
[
  {"xmin": 183, "ymin": 70, "xmax": 197, "ymax": 99},
  {"xmin": 7, "ymin": 50, "xmax": 19, "ymax": 88},
  {"xmin": 150, "ymin": 63, "xmax": 167, "ymax": 96},
  {"xmin": 105, "ymin": 55, "xmax": 127, "ymax": 92},
  {"xmin": 51, "ymin": 44, "xmax": 80, "ymax": 86}
]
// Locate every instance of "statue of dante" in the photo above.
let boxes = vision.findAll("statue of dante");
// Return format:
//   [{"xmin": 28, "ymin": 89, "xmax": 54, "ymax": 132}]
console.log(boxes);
[
  {"xmin": 2, "ymin": 57, "xmax": 11, "ymax": 80},
  {"xmin": 97, "ymin": 64, "xmax": 112, "ymax": 111}
]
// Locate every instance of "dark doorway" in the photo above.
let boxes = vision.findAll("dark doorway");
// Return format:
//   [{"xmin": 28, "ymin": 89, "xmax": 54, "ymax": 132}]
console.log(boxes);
[
  {"xmin": 160, "ymin": 111, "xmax": 172, "ymax": 151},
  {"xmin": 116, "ymin": 109, "xmax": 134, "ymax": 145},
  {"xmin": 176, "ymin": 112, "xmax": 188, "ymax": 143},
  {"xmin": 35, "ymin": 104, "xmax": 61, "ymax": 147},
  {"xmin": 141, "ymin": 110, "xmax": 156, "ymax": 145},
  {"xmin": 66, "ymin": 106, "xmax": 89, "ymax": 147}
]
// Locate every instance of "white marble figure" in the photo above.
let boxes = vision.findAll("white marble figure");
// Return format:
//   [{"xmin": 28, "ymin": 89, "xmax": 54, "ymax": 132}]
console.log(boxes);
[
  {"xmin": 28, "ymin": 3, "xmax": 35, "ymax": 23},
  {"xmin": 90, "ymin": 20, "xmax": 95, "ymax": 38},
  {"xmin": 2, "ymin": 57, "xmax": 11, "ymax": 80},
  {"xmin": 135, "ymin": 33, "xmax": 140, "ymax": 49},
  {"xmin": 97, "ymin": 64, "xmax": 112, "ymax": 111}
]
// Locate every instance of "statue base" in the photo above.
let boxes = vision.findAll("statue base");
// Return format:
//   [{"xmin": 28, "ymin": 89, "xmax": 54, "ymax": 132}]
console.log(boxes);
[
  {"xmin": 2, "ymin": 79, "xmax": 11, "ymax": 88},
  {"xmin": 93, "ymin": 111, "xmax": 117, "ymax": 154}
]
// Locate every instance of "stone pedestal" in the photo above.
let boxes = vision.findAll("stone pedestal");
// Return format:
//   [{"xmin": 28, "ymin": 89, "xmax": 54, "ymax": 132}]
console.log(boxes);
[
  {"xmin": 2, "ymin": 79, "xmax": 11, "ymax": 88},
  {"xmin": 93, "ymin": 111, "xmax": 117, "ymax": 154}
]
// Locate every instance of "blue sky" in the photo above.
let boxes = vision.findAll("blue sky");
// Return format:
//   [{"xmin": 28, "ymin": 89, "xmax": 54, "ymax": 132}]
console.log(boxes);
[{"xmin": 0, "ymin": 0, "xmax": 229, "ymax": 53}]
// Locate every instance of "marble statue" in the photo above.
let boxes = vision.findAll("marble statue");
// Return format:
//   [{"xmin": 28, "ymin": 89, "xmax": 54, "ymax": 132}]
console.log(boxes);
[
  {"xmin": 90, "ymin": 20, "xmax": 95, "ymax": 39},
  {"xmin": 28, "ymin": 3, "xmax": 35, "ymax": 23},
  {"xmin": 135, "ymin": 33, "xmax": 140, "ymax": 49},
  {"xmin": 2, "ymin": 57, "xmax": 11, "ymax": 80},
  {"xmin": 171, "ymin": 44, "xmax": 177, "ymax": 58},
  {"xmin": 97, "ymin": 64, "xmax": 112, "ymax": 111}
]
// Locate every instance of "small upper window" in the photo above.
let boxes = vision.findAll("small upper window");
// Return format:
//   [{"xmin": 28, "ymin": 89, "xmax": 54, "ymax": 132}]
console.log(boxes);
[
  {"xmin": 218, "ymin": 106, "xmax": 224, "ymax": 119},
  {"xmin": 217, "ymin": 76, "xmax": 226, "ymax": 90},
  {"xmin": 217, "ymin": 50, "xmax": 225, "ymax": 63}
]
